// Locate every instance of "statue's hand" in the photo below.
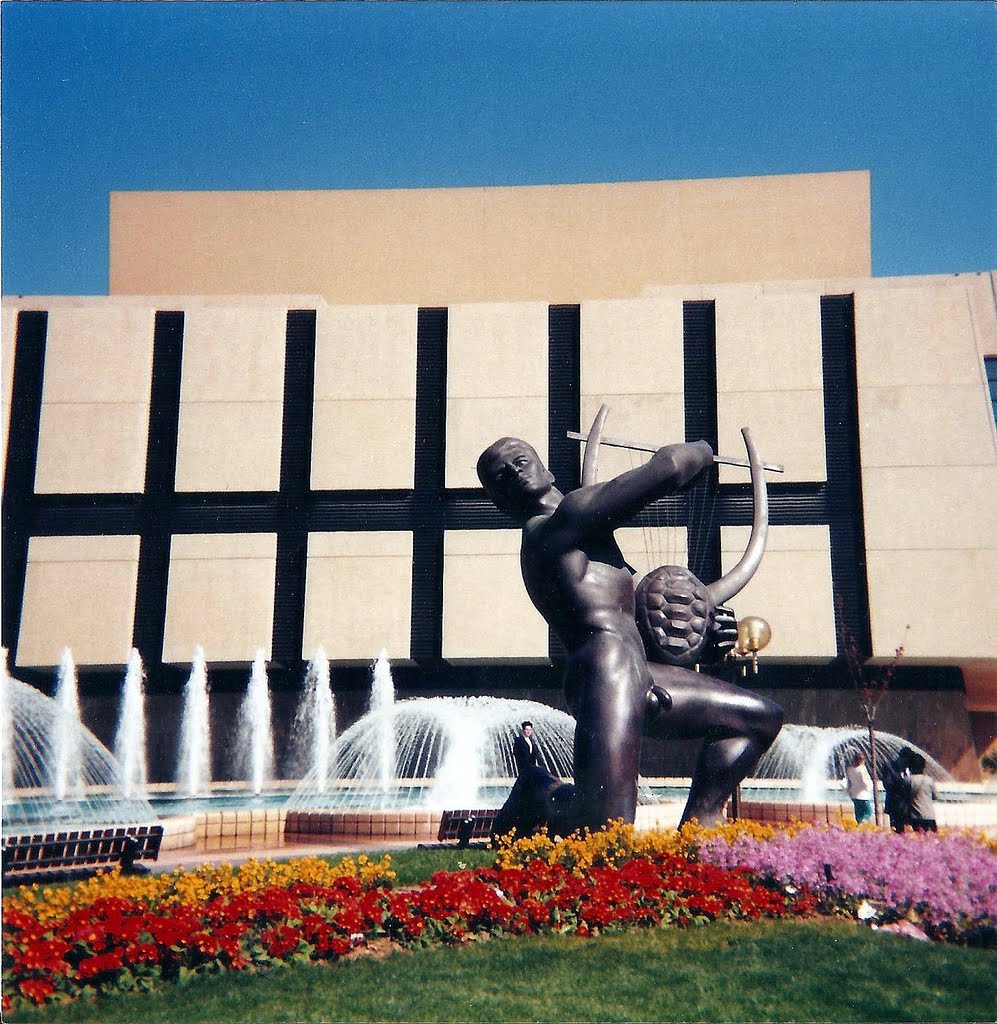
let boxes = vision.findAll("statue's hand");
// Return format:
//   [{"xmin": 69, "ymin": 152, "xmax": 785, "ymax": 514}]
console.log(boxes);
[{"xmin": 704, "ymin": 605, "xmax": 738, "ymax": 662}]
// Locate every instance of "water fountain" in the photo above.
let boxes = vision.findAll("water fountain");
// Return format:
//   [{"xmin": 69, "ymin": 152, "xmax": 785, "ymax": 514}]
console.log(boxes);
[
  {"xmin": 755, "ymin": 724, "xmax": 950, "ymax": 801},
  {"xmin": 2, "ymin": 655, "xmax": 155, "ymax": 828},
  {"xmin": 52, "ymin": 648, "xmax": 84, "ymax": 801},
  {"xmin": 369, "ymin": 649, "xmax": 395, "ymax": 794},
  {"xmin": 288, "ymin": 647, "xmax": 337, "ymax": 790},
  {"xmin": 234, "ymin": 649, "xmax": 275, "ymax": 794},
  {"xmin": 114, "ymin": 648, "xmax": 148, "ymax": 800},
  {"xmin": 287, "ymin": 695, "xmax": 578, "ymax": 811},
  {"xmin": 176, "ymin": 647, "xmax": 211, "ymax": 797}
]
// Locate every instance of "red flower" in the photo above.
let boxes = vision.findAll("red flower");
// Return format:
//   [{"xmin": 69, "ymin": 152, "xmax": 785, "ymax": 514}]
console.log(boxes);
[
  {"xmin": 18, "ymin": 978, "xmax": 55, "ymax": 1005},
  {"xmin": 10, "ymin": 936, "xmax": 72, "ymax": 975},
  {"xmin": 261, "ymin": 924, "xmax": 302, "ymax": 959},
  {"xmin": 124, "ymin": 941, "xmax": 161, "ymax": 965},
  {"xmin": 75, "ymin": 951, "xmax": 124, "ymax": 981}
]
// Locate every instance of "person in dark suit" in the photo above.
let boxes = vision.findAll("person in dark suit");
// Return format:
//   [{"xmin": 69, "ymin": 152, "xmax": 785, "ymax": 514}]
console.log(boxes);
[
  {"xmin": 881, "ymin": 746, "xmax": 915, "ymax": 833},
  {"xmin": 513, "ymin": 721, "xmax": 540, "ymax": 775}
]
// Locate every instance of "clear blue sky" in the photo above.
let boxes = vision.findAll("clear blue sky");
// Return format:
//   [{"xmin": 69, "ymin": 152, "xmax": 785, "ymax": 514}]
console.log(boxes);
[{"xmin": 2, "ymin": 0, "xmax": 994, "ymax": 296}]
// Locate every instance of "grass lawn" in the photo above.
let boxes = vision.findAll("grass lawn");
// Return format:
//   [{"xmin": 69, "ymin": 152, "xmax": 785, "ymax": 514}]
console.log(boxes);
[{"xmin": 10, "ymin": 918, "xmax": 995, "ymax": 1023}]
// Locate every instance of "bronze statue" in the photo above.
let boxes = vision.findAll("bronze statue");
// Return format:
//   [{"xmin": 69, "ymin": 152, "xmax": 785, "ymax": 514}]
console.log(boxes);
[{"xmin": 479, "ymin": 409, "xmax": 782, "ymax": 834}]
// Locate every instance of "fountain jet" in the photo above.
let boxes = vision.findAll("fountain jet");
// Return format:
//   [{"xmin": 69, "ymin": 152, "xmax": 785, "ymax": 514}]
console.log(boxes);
[
  {"xmin": 176, "ymin": 647, "xmax": 212, "ymax": 797},
  {"xmin": 370, "ymin": 649, "xmax": 395, "ymax": 794},
  {"xmin": 52, "ymin": 648, "xmax": 84, "ymax": 802},
  {"xmin": 235, "ymin": 649, "xmax": 275, "ymax": 794},
  {"xmin": 114, "ymin": 649, "xmax": 148, "ymax": 800},
  {"xmin": 290, "ymin": 647, "xmax": 337, "ymax": 791}
]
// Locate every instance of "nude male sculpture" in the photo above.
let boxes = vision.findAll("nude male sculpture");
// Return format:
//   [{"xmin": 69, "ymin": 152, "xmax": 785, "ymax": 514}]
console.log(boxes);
[{"xmin": 477, "ymin": 435, "xmax": 782, "ymax": 831}]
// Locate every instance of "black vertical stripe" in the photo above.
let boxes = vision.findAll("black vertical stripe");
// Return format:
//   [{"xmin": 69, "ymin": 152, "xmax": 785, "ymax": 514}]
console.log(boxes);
[
  {"xmin": 821, "ymin": 294, "xmax": 872, "ymax": 658},
  {"xmin": 547, "ymin": 304, "xmax": 581, "ymax": 660},
  {"xmin": 272, "ymin": 310, "xmax": 317, "ymax": 668},
  {"xmin": 1, "ymin": 312, "xmax": 47, "ymax": 657},
  {"xmin": 131, "ymin": 312, "xmax": 184, "ymax": 668},
  {"xmin": 547, "ymin": 305, "xmax": 581, "ymax": 493},
  {"xmin": 683, "ymin": 301, "xmax": 721, "ymax": 585},
  {"xmin": 410, "ymin": 308, "xmax": 448, "ymax": 663}
]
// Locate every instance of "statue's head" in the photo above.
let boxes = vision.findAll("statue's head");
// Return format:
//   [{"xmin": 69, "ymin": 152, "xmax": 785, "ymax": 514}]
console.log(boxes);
[{"xmin": 476, "ymin": 437, "xmax": 556, "ymax": 516}]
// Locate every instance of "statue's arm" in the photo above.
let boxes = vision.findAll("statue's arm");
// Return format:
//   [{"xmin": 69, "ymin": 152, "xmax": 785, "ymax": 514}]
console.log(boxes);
[{"xmin": 548, "ymin": 440, "xmax": 714, "ymax": 542}]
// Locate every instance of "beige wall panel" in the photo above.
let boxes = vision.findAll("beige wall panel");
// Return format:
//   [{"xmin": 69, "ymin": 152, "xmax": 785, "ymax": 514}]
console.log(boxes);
[
  {"xmin": 578, "ymin": 394, "xmax": 686, "ymax": 482},
  {"xmin": 179, "ymin": 307, "xmax": 286, "ymax": 402},
  {"xmin": 175, "ymin": 306, "xmax": 287, "ymax": 491},
  {"xmin": 442, "ymin": 530, "xmax": 547, "ymax": 661},
  {"xmin": 580, "ymin": 298, "xmax": 685, "ymax": 396},
  {"xmin": 17, "ymin": 535, "xmax": 140, "ymax": 667},
  {"xmin": 311, "ymin": 399, "xmax": 415, "ymax": 489},
  {"xmin": 447, "ymin": 303, "xmax": 548, "ymax": 398},
  {"xmin": 35, "ymin": 402, "xmax": 151, "ymax": 493},
  {"xmin": 854, "ymin": 284, "xmax": 979, "ymax": 388},
  {"xmin": 314, "ymin": 305, "xmax": 417, "ymax": 400},
  {"xmin": 447, "ymin": 397, "xmax": 549, "ymax": 489},
  {"xmin": 858, "ymin": 384, "xmax": 996, "ymax": 467},
  {"xmin": 110, "ymin": 173, "xmax": 870, "ymax": 306},
  {"xmin": 28, "ymin": 305, "xmax": 156, "ymax": 493},
  {"xmin": 616, "ymin": 527, "xmax": 688, "ymax": 581},
  {"xmin": 717, "ymin": 390, "xmax": 826, "ymax": 483},
  {"xmin": 863, "ymin": 466, "xmax": 997, "ymax": 551},
  {"xmin": 43, "ymin": 306, "xmax": 155, "ymax": 402},
  {"xmin": 175, "ymin": 401, "xmax": 283, "ymax": 491},
  {"xmin": 716, "ymin": 289, "xmax": 823, "ymax": 393},
  {"xmin": 721, "ymin": 525, "xmax": 835, "ymax": 659},
  {"xmin": 447, "ymin": 303, "xmax": 548, "ymax": 488},
  {"xmin": 311, "ymin": 306, "xmax": 418, "ymax": 489},
  {"xmin": 308, "ymin": 531, "xmax": 413, "ymax": 558},
  {"xmin": 867, "ymin": 550, "xmax": 997, "ymax": 660},
  {"xmin": 303, "ymin": 531, "xmax": 412, "ymax": 662},
  {"xmin": 162, "ymin": 533, "xmax": 276, "ymax": 663},
  {"xmin": 714, "ymin": 288, "xmax": 824, "ymax": 483}
]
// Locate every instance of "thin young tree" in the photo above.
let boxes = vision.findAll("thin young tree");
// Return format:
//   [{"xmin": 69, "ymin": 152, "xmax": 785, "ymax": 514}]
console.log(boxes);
[{"xmin": 836, "ymin": 596, "xmax": 907, "ymax": 826}]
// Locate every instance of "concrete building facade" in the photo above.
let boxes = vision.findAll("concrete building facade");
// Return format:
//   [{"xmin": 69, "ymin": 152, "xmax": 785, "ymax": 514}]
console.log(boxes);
[{"xmin": 3, "ymin": 172, "xmax": 995, "ymax": 780}]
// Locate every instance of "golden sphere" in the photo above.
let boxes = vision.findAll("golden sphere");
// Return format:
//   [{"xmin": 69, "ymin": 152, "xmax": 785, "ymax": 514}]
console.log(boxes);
[{"xmin": 737, "ymin": 615, "xmax": 772, "ymax": 653}]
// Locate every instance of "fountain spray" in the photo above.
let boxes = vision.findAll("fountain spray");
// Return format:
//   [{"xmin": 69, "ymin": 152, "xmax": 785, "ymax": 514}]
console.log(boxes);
[
  {"xmin": 114, "ymin": 649, "xmax": 148, "ymax": 800},
  {"xmin": 52, "ymin": 648, "xmax": 84, "ymax": 801},
  {"xmin": 370, "ymin": 649, "xmax": 395, "ymax": 794},
  {"xmin": 292, "ymin": 647, "xmax": 336, "ymax": 792},
  {"xmin": 176, "ymin": 647, "xmax": 212, "ymax": 797},
  {"xmin": 235, "ymin": 649, "xmax": 275, "ymax": 795}
]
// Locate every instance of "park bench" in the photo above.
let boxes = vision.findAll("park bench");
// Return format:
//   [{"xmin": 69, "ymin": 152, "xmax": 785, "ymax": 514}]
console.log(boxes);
[
  {"xmin": 2, "ymin": 824, "xmax": 164, "ymax": 886},
  {"xmin": 430, "ymin": 809, "xmax": 499, "ymax": 849}
]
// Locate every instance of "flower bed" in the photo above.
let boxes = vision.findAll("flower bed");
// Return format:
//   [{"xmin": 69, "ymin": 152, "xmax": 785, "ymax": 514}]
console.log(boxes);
[
  {"xmin": 3, "ymin": 821, "xmax": 994, "ymax": 1013},
  {"xmin": 696, "ymin": 823, "xmax": 997, "ymax": 946},
  {"xmin": 3, "ymin": 836, "xmax": 812, "ymax": 1011}
]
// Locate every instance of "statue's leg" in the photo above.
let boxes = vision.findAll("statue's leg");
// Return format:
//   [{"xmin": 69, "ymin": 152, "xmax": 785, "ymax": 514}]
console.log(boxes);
[
  {"xmin": 565, "ymin": 633, "xmax": 646, "ymax": 830},
  {"xmin": 644, "ymin": 664, "xmax": 782, "ymax": 827}
]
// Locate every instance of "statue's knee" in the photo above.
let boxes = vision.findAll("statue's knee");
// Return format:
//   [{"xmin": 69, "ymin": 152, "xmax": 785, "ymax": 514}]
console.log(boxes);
[{"xmin": 756, "ymin": 698, "xmax": 783, "ymax": 744}]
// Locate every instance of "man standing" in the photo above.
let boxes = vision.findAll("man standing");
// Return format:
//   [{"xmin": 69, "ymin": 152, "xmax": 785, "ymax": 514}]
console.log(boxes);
[
  {"xmin": 477, "ymin": 435, "xmax": 782, "ymax": 831},
  {"xmin": 513, "ymin": 721, "xmax": 540, "ymax": 775}
]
